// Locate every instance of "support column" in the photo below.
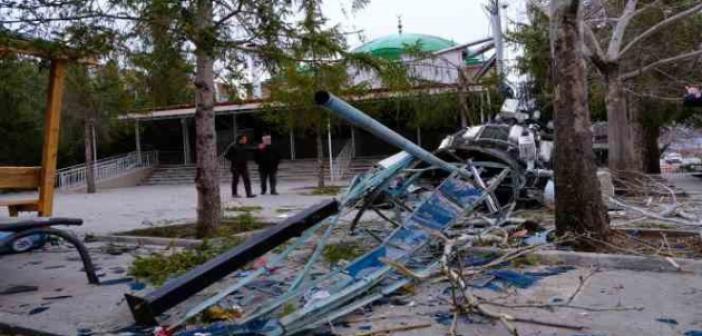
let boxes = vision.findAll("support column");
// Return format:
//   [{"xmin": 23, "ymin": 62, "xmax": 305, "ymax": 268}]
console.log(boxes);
[
  {"xmin": 232, "ymin": 114, "xmax": 238, "ymax": 142},
  {"xmin": 91, "ymin": 122, "xmax": 98, "ymax": 178},
  {"xmin": 38, "ymin": 59, "xmax": 66, "ymax": 216},
  {"xmin": 181, "ymin": 118, "xmax": 191, "ymax": 165},
  {"xmin": 327, "ymin": 120, "xmax": 334, "ymax": 182},
  {"xmin": 134, "ymin": 119, "xmax": 142, "ymax": 163},
  {"xmin": 289, "ymin": 127, "xmax": 296, "ymax": 160},
  {"xmin": 350, "ymin": 126, "xmax": 356, "ymax": 158},
  {"xmin": 92, "ymin": 123, "xmax": 98, "ymax": 161}
]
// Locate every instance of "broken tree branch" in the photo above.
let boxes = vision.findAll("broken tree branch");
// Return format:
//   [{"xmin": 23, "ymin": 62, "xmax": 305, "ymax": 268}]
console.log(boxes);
[
  {"xmin": 619, "ymin": 2, "xmax": 702, "ymax": 57},
  {"xmin": 621, "ymin": 49, "xmax": 702, "ymax": 80}
]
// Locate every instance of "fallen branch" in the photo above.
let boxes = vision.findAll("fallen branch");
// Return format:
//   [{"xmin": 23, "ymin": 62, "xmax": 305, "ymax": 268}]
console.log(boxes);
[
  {"xmin": 609, "ymin": 197, "xmax": 702, "ymax": 227},
  {"xmin": 567, "ymin": 268, "xmax": 598, "ymax": 304},
  {"xmin": 482, "ymin": 301, "xmax": 644, "ymax": 312}
]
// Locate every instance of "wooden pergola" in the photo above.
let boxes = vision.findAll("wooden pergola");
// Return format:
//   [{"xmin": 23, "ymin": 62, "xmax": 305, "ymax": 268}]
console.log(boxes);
[{"xmin": 0, "ymin": 37, "xmax": 94, "ymax": 216}]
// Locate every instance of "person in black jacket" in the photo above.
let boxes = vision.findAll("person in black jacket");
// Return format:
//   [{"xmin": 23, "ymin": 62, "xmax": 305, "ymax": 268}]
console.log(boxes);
[
  {"xmin": 225, "ymin": 135, "xmax": 256, "ymax": 198},
  {"xmin": 254, "ymin": 133, "xmax": 281, "ymax": 195},
  {"xmin": 684, "ymin": 86, "xmax": 702, "ymax": 107}
]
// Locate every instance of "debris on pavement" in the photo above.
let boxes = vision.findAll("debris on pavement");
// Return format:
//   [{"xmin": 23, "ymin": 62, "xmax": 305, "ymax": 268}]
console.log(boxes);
[{"xmin": 112, "ymin": 93, "xmax": 700, "ymax": 336}]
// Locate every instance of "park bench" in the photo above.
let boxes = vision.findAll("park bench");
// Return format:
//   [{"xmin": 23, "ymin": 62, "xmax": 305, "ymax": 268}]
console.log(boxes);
[
  {"xmin": 0, "ymin": 166, "xmax": 47, "ymax": 216},
  {"xmin": 0, "ymin": 216, "xmax": 100, "ymax": 284}
]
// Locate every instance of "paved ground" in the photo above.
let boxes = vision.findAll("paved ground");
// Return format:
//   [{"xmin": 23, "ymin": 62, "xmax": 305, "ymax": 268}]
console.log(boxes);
[
  {"xmin": 2, "ymin": 175, "xmax": 702, "ymax": 335},
  {"xmin": 334, "ymin": 266, "xmax": 702, "ymax": 336},
  {"xmin": 2, "ymin": 242, "xmax": 702, "ymax": 336},
  {"xmin": 0, "ymin": 180, "xmax": 336, "ymax": 235}
]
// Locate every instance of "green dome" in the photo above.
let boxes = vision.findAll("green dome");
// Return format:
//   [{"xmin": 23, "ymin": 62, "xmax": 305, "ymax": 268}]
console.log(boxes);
[{"xmin": 352, "ymin": 33, "xmax": 457, "ymax": 60}]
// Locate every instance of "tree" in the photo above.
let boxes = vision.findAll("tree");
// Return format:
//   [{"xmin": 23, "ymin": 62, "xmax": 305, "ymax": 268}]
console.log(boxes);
[
  {"xmin": 0, "ymin": 56, "xmax": 46, "ymax": 166},
  {"xmin": 549, "ymin": 0, "xmax": 609, "ymax": 241},
  {"xmin": 529, "ymin": 0, "xmax": 702, "ymax": 173},
  {"xmin": 63, "ymin": 61, "xmax": 130, "ymax": 193},
  {"xmin": 265, "ymin": 0, "xmax": 392, "ymax": 188},
  {"xmin": 1, "ymin": 0, "xmax": 295, "ymax": 237},
  {"xmin": 130, "ymin": 0, "xmax": 194, "ymax": 108},
  {"xmin": 575, "ymin": 0, "xmax": 702, "ymax": 173}
]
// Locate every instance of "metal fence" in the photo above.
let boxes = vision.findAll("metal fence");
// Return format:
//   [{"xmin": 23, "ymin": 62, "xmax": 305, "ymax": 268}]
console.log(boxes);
[
  {"xmin": 330, "ymin": 140, "xmax": 353, "ymax": 182},
  {"xmin": 56, "ymin": 151, "xmax": 159, "ymax": 190}
]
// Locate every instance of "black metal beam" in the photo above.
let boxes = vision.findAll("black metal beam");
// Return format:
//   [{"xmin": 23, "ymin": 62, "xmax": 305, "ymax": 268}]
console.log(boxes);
[{"xmin": 125, "ymin": 199, "xmax": 339, "ymax": 326}]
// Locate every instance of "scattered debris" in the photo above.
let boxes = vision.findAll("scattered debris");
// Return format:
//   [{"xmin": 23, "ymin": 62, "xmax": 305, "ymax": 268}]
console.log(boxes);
[
  {"xmin": 117, "ymin": 93, "xmax": 700, "ymax": 335},
  {"xmin": 100, "ymin": 277, "xmax": 134, "ymax": 286},
  {"xmin": 42, "ymin": 295, "xmax": 73, "ymax": 300},
  {"xmin": 0, "ymin": 285, "xmax": 38, "ymax": 295},
  {"xmin": 656, "ymin": 318, "xmax": 679, "ymax": 325},
  {"xmin": 28, "ymin": 306, "xmax": 50, "ymax": 315}
]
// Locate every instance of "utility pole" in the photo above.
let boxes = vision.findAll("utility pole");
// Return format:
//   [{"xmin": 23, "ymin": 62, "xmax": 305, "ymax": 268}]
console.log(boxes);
[{"xmin": 488, "ymin": 0, "xmax": 504, "ymax": 80}]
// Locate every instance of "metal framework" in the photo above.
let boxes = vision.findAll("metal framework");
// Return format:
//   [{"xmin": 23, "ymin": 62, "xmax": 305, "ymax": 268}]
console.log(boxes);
[{"xmin": 144, "ymin": 93, "xmax": 524, "ymax": 336}]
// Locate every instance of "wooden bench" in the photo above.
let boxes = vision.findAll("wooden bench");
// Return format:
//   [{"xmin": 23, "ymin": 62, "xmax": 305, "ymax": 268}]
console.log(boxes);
[{"xmin": 0, "ymin": 166, "xmax": 45, "ymax": 216}]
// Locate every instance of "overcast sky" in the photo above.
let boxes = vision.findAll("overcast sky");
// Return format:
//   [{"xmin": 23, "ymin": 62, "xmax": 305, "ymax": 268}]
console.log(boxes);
[{"xmin": 321, "ymin": 0, "xmax": 527, "ymax": 49}]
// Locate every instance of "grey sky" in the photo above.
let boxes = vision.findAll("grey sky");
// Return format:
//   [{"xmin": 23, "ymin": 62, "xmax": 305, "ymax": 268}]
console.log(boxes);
[{"xmin": 322, "ymin": 0, "xmax": 527, "ymax": 49}]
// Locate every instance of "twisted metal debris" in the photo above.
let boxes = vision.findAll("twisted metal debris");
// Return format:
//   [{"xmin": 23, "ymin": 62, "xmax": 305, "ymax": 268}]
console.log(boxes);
[{"xmin": 168, "ymin": 92, "xmax": 556, "ymax": 335}]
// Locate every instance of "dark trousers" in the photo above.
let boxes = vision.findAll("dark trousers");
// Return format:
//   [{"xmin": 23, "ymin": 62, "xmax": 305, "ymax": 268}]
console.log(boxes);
[
  {"xmin": 259, "ymin": 169, "xmax": 277, "ymax": 194},
  {"xmin": 232, "ymin": 167, "xmax": 252, "ymax": 196}
]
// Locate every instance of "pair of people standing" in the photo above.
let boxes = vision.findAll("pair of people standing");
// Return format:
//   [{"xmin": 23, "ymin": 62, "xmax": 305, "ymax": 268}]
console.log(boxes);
[{"xmin": 225, "ymin": 134, "xmax": 281, "ymax": 198}]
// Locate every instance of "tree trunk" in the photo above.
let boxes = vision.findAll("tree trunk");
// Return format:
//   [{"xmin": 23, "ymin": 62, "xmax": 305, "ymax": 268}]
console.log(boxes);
[
  {"xmin": 550, "ymin": 0, "xmax": 609, "ymax": 242},
  {"xmin": 84, "ymin": 118, "xmax": 96, "ymax": 193},
  {"xmin": 640, "ymin": 121, "xmax": 662, "ymax": 174},
  {"xmin": 193, "ymin": 0, "xmax": 221, "ymax": 238},
  {"xmin": 605, "ymin": 72, "xmax": 639, "ymax": 173},
  {"xmin": 316, "ymin": 128, "xmax": 326, "ymax": 188}
]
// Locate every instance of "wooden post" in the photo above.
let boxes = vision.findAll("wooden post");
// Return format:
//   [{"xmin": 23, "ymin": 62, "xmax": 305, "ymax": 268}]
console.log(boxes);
[
  {"xmin": 38, "ymin": 59, "xmax": 67, "ymax": 216},
  {"xmin": 135, "ymin": 119, "xmax": 142, "ymax": 163}
]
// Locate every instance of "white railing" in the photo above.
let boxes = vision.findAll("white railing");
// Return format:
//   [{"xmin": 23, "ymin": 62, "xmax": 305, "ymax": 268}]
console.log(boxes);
[
  {"xmin": 57, "ymin": 151, "xmax": 159, "ymax": 190},
  {"xmin": 331, "ymin": 140, "xmax": 354, "ymax": 182}
]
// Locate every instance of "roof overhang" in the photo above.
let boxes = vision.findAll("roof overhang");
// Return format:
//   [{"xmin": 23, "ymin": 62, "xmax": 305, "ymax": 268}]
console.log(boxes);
[{"xmin": 120, "ymin": 84, "xmax": 487, "ymax": 122}]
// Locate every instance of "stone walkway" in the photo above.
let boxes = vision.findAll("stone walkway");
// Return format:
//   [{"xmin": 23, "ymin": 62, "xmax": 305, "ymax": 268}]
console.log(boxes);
[{"xmin": 0, "ymin": 180, "xmax": 336, "ymax": 235}]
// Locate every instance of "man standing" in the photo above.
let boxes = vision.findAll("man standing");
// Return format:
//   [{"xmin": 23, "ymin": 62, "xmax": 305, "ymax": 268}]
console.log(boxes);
[
  {"xmin": 684, "ymin": 86, "xmax": 702, "ymax": 107},
  {"xmin": 255, "ymin": 133, "xmax": 281, "ymax": 195},
  {"xmin": 225, "ymin": 135, "xmax": 256, "ymax": 198}
]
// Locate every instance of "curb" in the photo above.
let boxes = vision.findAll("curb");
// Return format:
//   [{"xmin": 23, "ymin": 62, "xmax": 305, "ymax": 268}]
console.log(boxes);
[
  {"xmin": 468, "ymin": 247, "xmax": 702, "ymax": 274},
  {"xmin": 87, "ymin": 234, "xmax": 203, "ymax": 248},
  {"xmin": 88, "ymin": 228, "xmax": 267, "ymax": 248}
]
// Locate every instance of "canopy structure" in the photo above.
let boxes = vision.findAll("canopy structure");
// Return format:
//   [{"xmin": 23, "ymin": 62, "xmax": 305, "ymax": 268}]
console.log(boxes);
[{"xmin": 0, "ymin": 36, "xmax": 93, "ymax": 216}]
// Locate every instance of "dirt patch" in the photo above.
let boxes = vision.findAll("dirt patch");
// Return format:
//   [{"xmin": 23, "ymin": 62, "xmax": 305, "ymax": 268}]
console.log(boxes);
[
  {"xmin": 114, "ymin": 214, "xmax": 268, "ymax": 239},
  {"xmin": 598, "ymin": 229, "xmax": 702, "ymax": 258}
]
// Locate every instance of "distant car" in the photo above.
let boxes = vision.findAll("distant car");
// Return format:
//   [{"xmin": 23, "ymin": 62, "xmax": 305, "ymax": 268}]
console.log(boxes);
[{"xmin": 665, "ymin": 153, "xmax": 683, "ymax": 164}]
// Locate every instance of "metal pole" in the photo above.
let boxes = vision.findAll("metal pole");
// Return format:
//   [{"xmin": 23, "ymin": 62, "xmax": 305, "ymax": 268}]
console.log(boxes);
[
  {"xmin": 134, "ymin": 120, "xmax": 142, "ymax": 164},
  {"xmin": 489, "ymin": 0, "xmax": 504, "ymax": 80},
  {"xmin": 350, "ymin": 126, "xmax": 356, "ymax": 158},
  {"xmin": 416, "ymin": 126, "xmax": 422, "ymax": 147},
  {"xmin": 181, "ymin": 118, "xmax": 190, "ymax": 165},
  {"xmin": 289, "ymin": 127, "xmax": 296, "ymax": 160},
  {"xmin": 91, "ymin": 123, "xmax": 97, "ymax": 162},
  {"xmin": 479, "ymin": 92, "xmax": 485, "ymax": 123},
  {"xmin": 327, "ymin": 119, "xmax": 334, "ymax": 183},
  {"xmin": 232, "ymin": 114, "xmax": 238, "ymax": 141},
  {"xmin": 315, "ymin": 91, "xmax": 469, "ymax": 178},
  {"xmin": 91, "ymin": 123, "xmax": 98, "ymax": 178}
]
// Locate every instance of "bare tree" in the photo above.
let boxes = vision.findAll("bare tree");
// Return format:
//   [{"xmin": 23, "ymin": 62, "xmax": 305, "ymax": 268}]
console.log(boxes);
[
  {"xmin": 533, "ymin": 0, "xmax": 702, "ymax": 173},
  {"xmin": 550, "ymin": 0, "xmax": 609, "ymax": 240},
  {"xmin": 582, "ymin": 0, "xmax": 702, "ymax": 173}
]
